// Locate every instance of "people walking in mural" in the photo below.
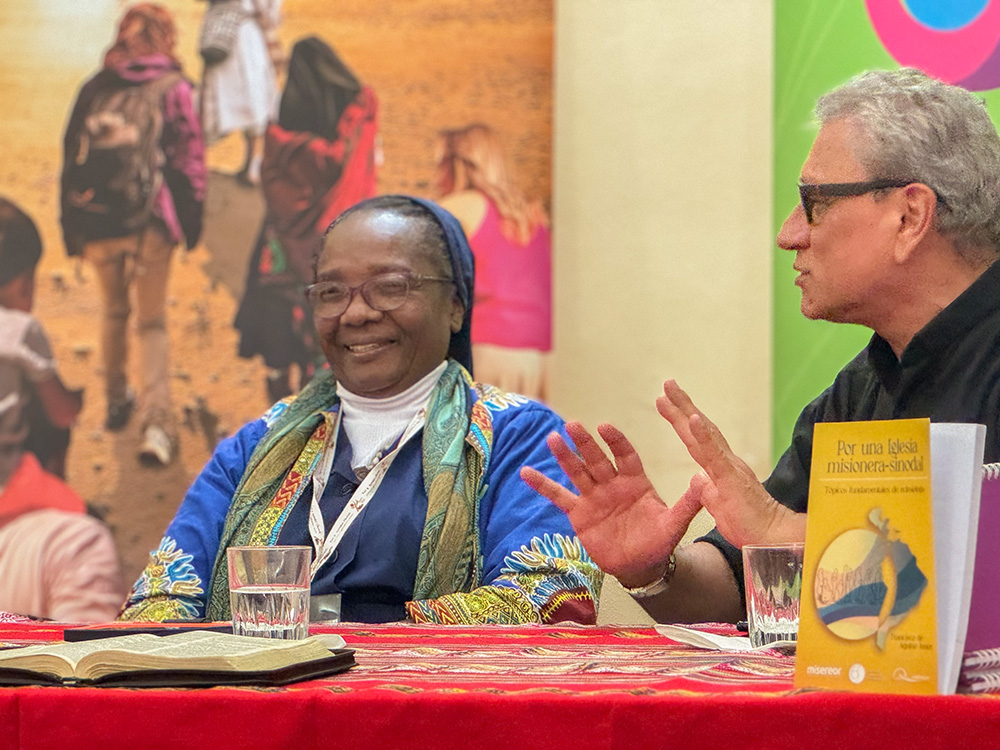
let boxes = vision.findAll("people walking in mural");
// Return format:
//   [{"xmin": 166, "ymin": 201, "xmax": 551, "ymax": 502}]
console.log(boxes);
[
  {"xmin": 234, "ymin": 36, "xmax": 379, "ymax": 402},
  {"xmin": 198, "ymin": 0, "xmax": 283, "ymax": 187},
  {"xmin": 0, "ymin": 196, "xmax": 84, "ymax": 487},
  {"xmin": 8, "ymin": 1, "xmax": 551, "ymax": 586},
  {"xmin": 0, "ymin": 196, "xmax": 125, "ymax": 623},
  {"xmin": 435, "ymin": 124, "xmax": 552, "ymax": 401},
  {"xmin": 60, "ymin": 3, "xmax": 207, "ymax": 467},
  {"xmin": 0, "ymin": 197, "xmax": 81, "ymax": 483}
]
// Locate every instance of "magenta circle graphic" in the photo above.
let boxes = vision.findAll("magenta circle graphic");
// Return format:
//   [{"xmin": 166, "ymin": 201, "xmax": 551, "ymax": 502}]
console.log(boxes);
[{"xmin": 866, "ymin": 0, "xmax": 1000, "ymax": 90}]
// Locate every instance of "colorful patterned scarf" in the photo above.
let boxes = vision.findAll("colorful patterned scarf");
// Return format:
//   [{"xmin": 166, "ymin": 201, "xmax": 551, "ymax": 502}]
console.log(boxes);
[{"xmin": 205, "ymin": 360, "xmax": 487, "ymax": 619}]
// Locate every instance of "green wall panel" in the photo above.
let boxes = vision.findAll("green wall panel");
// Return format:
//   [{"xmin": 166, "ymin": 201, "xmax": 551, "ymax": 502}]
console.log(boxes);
[{"xmin": 772, "ymin": 0, "xmax": 1000, "ymax": 460}]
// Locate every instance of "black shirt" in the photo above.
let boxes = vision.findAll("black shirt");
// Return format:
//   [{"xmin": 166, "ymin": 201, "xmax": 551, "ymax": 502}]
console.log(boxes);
[{"xmin": 702, "ymin": 259, "xmax": 1000, "ymax": 596}]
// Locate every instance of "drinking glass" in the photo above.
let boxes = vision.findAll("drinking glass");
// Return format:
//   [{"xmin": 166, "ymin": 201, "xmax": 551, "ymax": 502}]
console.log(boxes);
[
  {"xmin": 227, "ymin": 546, "xmax": 311, "ymax": 639},
  {"xmin": 742, "ymin": 543, "xmax": 804, "ymax": 648}
]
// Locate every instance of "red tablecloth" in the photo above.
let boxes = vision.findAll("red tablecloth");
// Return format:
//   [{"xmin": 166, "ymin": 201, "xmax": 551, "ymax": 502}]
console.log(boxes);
[{"xmin": 1, "ymin": 621, "xmax": 999, "ymax": 750}]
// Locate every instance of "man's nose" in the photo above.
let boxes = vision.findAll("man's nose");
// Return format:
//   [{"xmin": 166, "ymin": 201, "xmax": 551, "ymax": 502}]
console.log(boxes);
[{"xmin": 776, "ymin": 203, "xmax": 810, "ymax": 251}]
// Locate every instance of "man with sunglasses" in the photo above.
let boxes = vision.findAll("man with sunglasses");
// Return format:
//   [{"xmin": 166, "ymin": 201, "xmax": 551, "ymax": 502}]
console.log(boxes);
[{"xmin": 523, "ymin": 67, "xmax": 1000, "ymax": 623}]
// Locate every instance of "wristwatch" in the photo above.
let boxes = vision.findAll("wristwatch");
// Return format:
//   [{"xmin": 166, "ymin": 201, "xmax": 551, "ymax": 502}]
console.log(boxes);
[{"xmin": 621, "ymin": 554, "xmax": 676, "ymax": 600}]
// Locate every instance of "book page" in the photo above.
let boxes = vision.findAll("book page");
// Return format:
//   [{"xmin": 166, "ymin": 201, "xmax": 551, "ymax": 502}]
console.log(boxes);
[
  {"xmin": 77, "ymin": 631, "xmax": 336, "ymax": 679},
  {"xmin": 930, "ymin": 423, "xmax": 985, "ymax": 694},
  {"xmin": 0, "ymin": 634, "xmax": 162, "ymax": 678}
]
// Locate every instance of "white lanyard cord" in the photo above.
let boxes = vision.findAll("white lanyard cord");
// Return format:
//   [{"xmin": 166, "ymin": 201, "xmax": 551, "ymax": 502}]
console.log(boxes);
[{"xmin": 307, "ymin": 408, "xmax": 427, "ymax": 579}]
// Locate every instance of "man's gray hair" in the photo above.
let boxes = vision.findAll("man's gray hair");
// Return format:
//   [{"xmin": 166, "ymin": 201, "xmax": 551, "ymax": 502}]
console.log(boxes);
[{"xmin": 817, "ymin": 67, "xmax": 1000, "ymax": 264}]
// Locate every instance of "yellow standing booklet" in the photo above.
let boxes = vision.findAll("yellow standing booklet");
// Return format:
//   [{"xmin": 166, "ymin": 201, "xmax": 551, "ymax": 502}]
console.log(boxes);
[{"xmin": 795, "ymin": 418, "xmax": 985, "ymax": 695}]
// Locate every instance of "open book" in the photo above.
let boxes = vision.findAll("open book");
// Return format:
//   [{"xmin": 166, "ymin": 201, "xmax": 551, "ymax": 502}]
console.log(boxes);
[{"xmin": 0, "ymin": 630, "xmax": 355, "ymax": 687}]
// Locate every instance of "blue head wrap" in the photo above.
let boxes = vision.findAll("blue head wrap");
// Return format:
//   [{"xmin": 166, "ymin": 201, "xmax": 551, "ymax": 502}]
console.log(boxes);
[{"xmin": 401, "ymin": 196, "xmax": 475, "ymax": 374}]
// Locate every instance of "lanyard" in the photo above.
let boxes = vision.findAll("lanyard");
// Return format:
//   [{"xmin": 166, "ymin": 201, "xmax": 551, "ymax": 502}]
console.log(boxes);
[{"xmin": 307, "ymin": 408, "xmax": 427, "ymax": 579}]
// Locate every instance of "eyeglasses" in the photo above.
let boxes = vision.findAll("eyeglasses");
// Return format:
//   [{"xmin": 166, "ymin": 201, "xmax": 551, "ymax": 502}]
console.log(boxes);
[
  {"xmin": 797, "ymin": 179, "xmax": 914, "ymax": 224},
  {"xmin": 305, "ymin": 273, "xmax": 453, "ymax": 318}
]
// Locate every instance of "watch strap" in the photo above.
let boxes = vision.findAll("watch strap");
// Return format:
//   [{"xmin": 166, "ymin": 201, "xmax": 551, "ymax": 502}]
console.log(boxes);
[{"xmin": 621, "ymin": 554, "xmax": 676, "ymax": 600}]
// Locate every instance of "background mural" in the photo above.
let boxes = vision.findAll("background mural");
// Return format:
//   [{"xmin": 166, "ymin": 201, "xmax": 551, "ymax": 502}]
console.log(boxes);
[
  {"xmin": 773, "ymin": 0, "xmax": 1000, "ymax": 459},
  {"xmin": 0, "ymin": 0, "xmax": 552, "ymax": 583}
]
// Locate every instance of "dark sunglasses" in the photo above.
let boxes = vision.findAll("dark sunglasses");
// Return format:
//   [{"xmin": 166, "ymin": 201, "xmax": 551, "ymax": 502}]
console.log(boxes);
[{"xmin": 797, "ymin": 179, "xmax": 916, "ymax": 224}]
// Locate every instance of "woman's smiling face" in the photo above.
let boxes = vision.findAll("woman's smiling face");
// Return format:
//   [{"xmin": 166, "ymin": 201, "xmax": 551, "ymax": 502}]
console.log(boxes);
[{"xmin": 313, "ymin": 209, "xmax": 463, "ymax": 398}]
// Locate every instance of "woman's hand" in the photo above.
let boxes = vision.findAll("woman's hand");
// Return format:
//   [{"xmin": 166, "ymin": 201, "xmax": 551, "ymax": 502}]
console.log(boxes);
[{"xmin": 520, "ymin": 421, "xmax": 703, "ymax": 588}]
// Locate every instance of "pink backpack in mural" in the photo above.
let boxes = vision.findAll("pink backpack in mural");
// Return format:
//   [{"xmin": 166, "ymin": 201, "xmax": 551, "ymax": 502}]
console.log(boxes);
[{"xmin": 62, "ymin": 72, "xmax": 180, "ymax": 239}]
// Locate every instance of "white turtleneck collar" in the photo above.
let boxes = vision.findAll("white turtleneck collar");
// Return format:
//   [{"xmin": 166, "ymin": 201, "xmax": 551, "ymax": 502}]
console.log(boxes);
[{"xmin": 336, "ymin": 361, "xmax": 448, "ymax": 471}]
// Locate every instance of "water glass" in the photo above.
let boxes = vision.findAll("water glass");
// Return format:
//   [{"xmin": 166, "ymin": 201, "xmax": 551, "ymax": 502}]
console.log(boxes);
[
  {"xmin": 227, "ymin": 545, "xmax": 311, "ymax": 639},
  {"xmin": 742, "ymin": 543, "xmax": 804, "ymax": 648}
]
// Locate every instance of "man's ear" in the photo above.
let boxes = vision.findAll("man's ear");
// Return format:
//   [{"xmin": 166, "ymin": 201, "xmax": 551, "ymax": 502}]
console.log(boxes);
[{"xmin": 894, "ymin": 183, "xmax": 938, "ymax": 263}]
